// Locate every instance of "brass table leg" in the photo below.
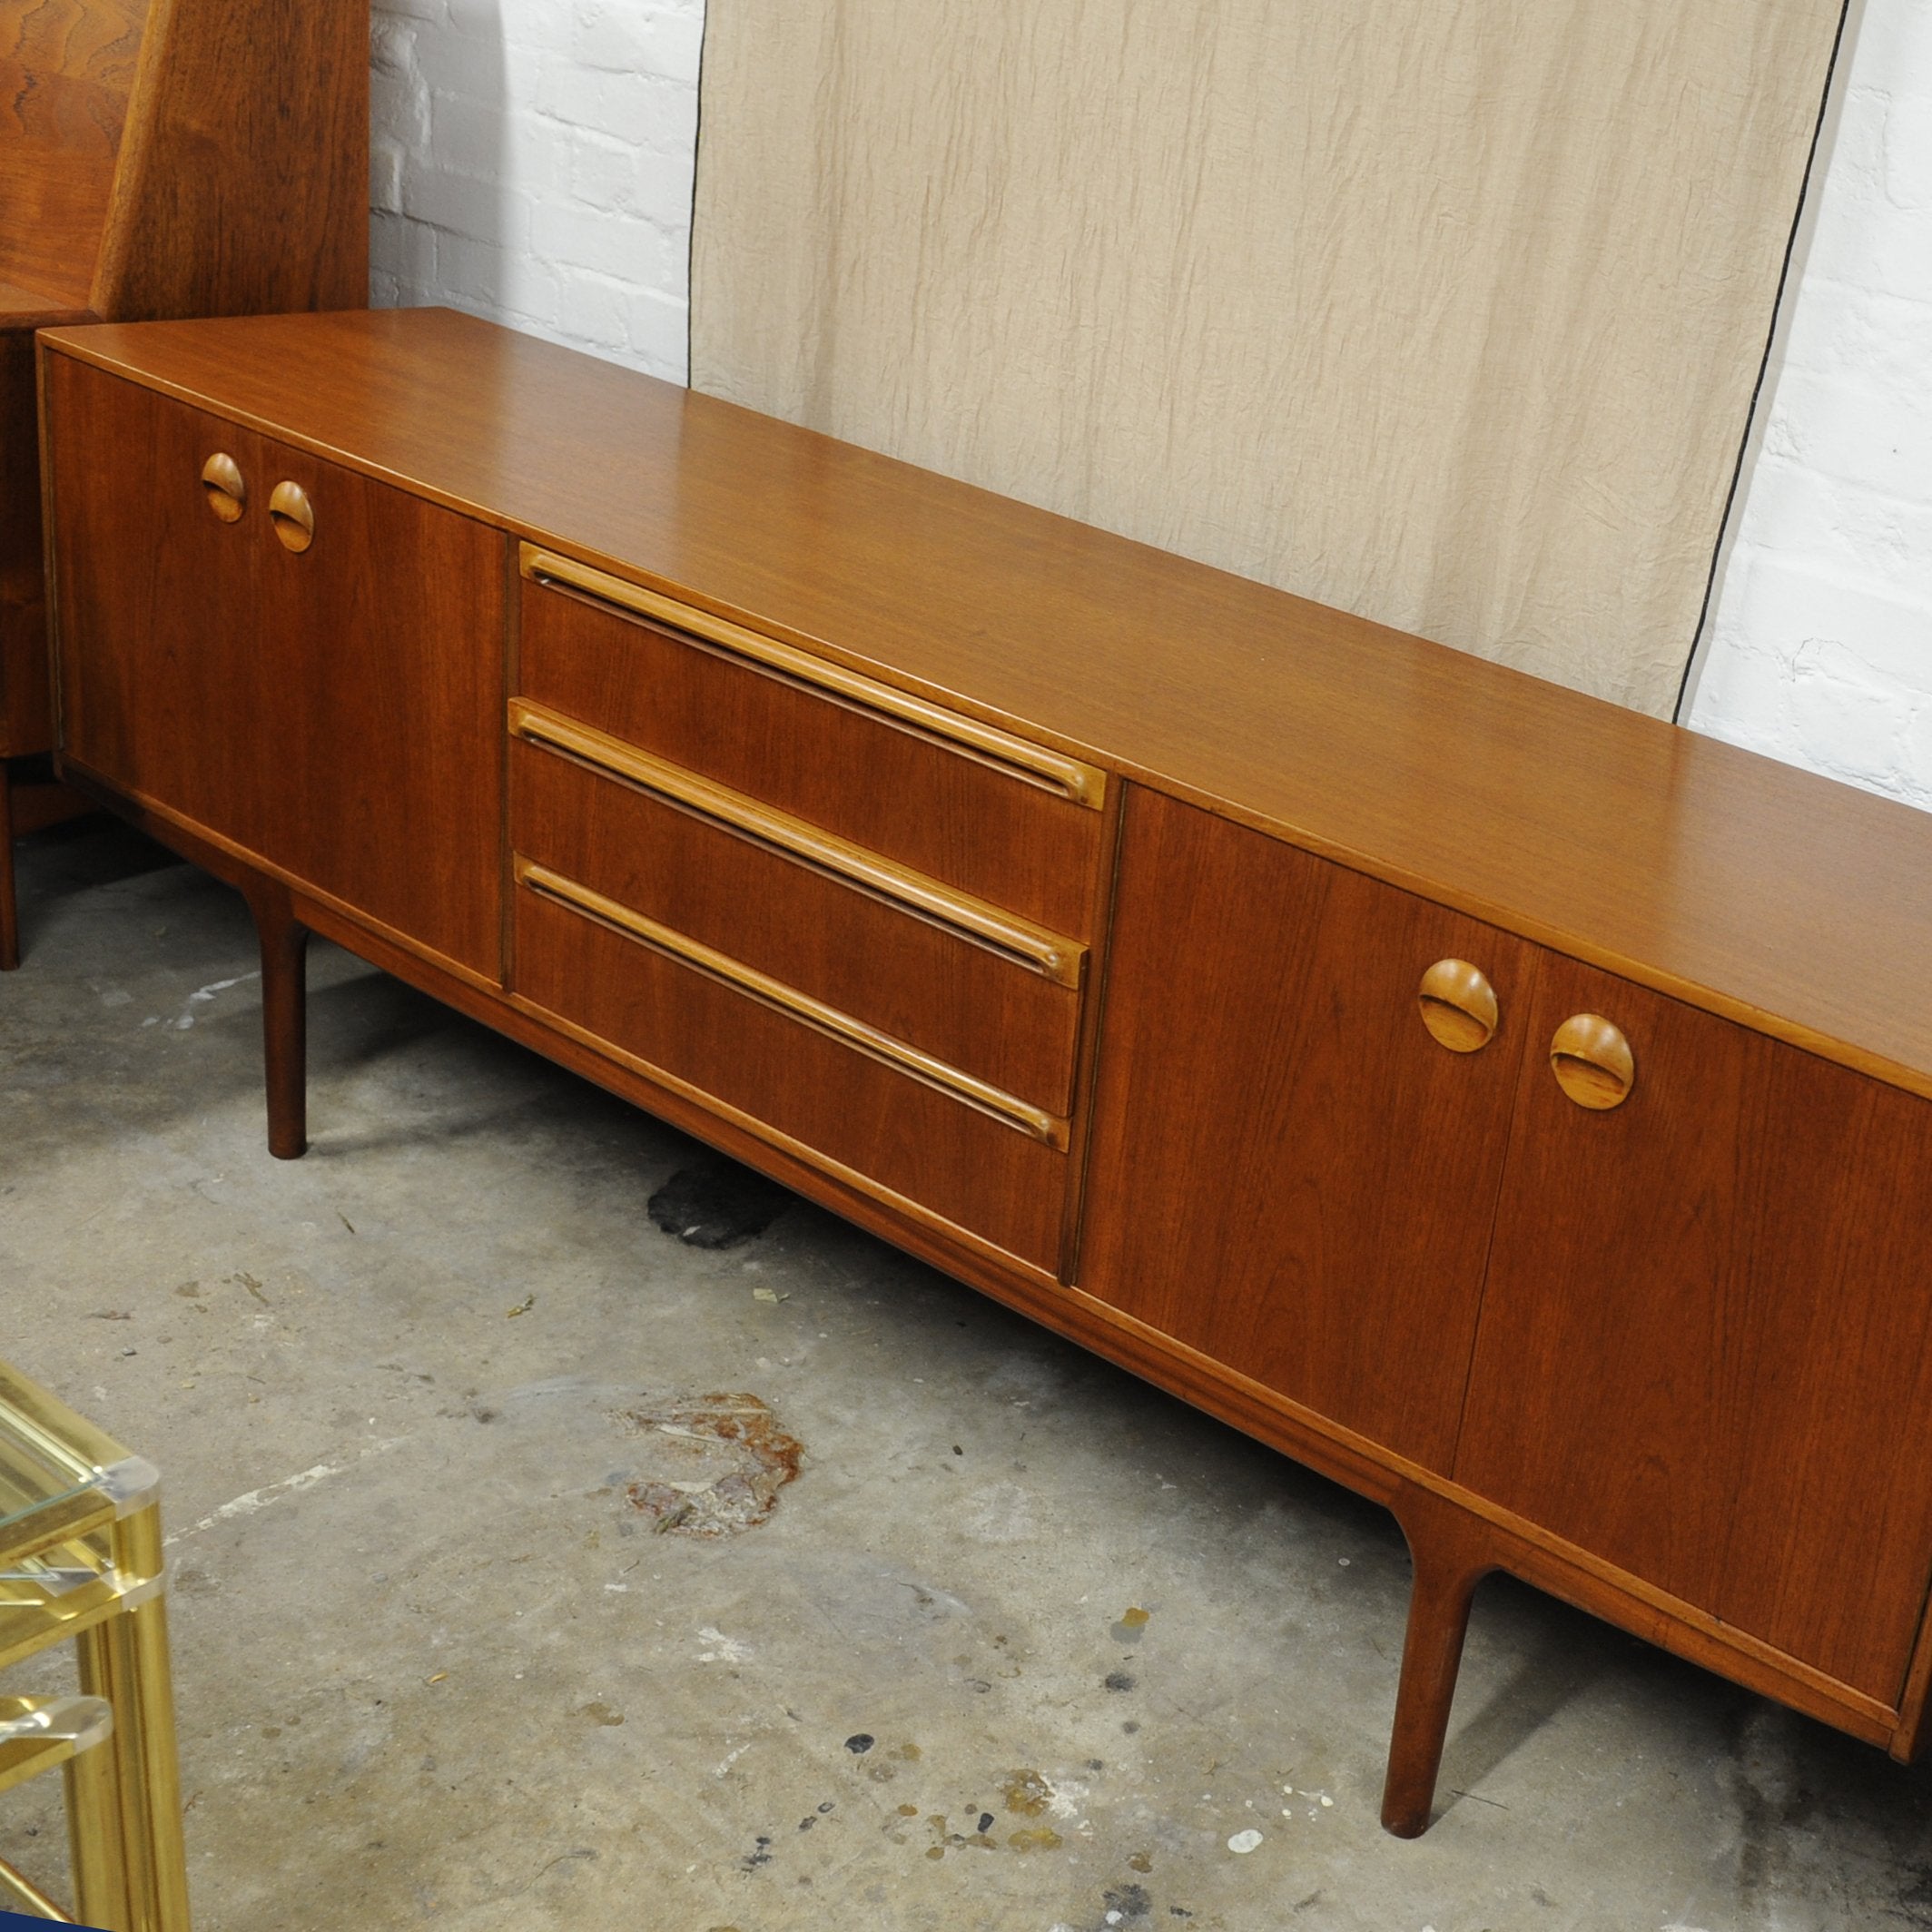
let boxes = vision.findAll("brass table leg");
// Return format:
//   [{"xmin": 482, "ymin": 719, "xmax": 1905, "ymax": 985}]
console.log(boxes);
[
  {"xmin": 66, "ymin": 1698, "xmax": 132, "ymax": 1932},
  {"xmin": 72, "ymin": 1501, "xmax": 192, "ymax": 1931}
]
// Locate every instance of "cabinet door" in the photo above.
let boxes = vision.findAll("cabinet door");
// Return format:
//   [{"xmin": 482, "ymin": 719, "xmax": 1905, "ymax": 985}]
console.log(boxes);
[
  {"xmin": 1455, "ymin": 953, "xmax": 1932, "ymax": 1705},
  {"xmin": 47, "ymin": 358, "xmax": 505, "ymax": 979},
  {"xmin": 1077, "ymin": 788, "xmax": 1536, "ymax": 1474},
  {"xmin": 51, "ymin": 371, "xmax": 271, "ymax": 832}
]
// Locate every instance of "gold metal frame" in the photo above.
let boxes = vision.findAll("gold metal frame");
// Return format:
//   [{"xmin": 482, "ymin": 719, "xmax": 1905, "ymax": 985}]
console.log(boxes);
[{"xmin": 1, "ymin": 1361, "xmax": 192, "ymax": 1931}]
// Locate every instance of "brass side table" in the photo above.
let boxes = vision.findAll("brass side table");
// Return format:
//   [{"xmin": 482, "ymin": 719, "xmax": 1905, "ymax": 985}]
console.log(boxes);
[{"xmin": 0, "ymin": 1360, "xmax": 191, "ymax": 1929}]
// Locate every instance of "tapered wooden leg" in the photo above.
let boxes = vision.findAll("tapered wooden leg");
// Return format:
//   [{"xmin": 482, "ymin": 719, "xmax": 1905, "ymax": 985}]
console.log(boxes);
[
  {"xmin": 0, "ymin": 759, "xmax": 19, "ymax": 972},
  {"xmin": 1381, "ymin": 1485, "xmax": 1496, "ymax": 1838},
  {"xmin": 247, "ymin": 877, "xmax": 310, "ymax": 1159}
]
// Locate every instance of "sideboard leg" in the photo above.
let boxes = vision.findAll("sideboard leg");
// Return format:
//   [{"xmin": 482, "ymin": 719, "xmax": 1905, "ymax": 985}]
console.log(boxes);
[
  {"xmin": 0, "ymin": 760, "xmax": 19, "ymax": 971},
  {"xmin": 247, "ymin": 878, "xmax": 310, "ymax": 1159},
  {"xmin": 1381, "ymin": 1486, "xmax": 1495, "ymax": 1838}
]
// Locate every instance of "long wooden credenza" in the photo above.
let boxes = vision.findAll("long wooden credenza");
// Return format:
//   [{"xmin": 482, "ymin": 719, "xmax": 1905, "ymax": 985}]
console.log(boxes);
[{"xmin": 36, "ymin": 307, "xmax": 1932, "ymax": 1837}]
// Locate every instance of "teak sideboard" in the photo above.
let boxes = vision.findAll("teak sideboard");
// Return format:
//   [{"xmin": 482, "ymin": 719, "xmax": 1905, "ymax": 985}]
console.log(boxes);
[{"xmin": 36, "ymin": 308, "xmax": 1932, "ymax": 1837}]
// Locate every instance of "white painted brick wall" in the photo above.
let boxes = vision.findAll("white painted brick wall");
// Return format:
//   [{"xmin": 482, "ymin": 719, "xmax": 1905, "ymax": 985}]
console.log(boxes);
[
  {"xmin": 369, "ymin": 0, "xmax": 1932, "ymax": 813},
  {"xmin": 370, "ymin": 0, "xmax": 701, "ymax": 383},
  {"xmin": 1690, "ymin": 0, "xmax": 1932, "ymax": 809}
]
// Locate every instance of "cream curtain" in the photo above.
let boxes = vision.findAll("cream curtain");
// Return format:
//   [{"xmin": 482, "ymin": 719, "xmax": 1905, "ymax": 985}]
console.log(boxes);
[{"xmin": 691, "ymin": 1, "xmax": 1845, "ymax": 716}]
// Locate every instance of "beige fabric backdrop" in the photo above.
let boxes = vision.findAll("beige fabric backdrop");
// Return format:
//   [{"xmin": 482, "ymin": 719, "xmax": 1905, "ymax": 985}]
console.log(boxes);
[{"xmin": 691, "ymin": 1, "xmax": 1843, "ymax": 716}]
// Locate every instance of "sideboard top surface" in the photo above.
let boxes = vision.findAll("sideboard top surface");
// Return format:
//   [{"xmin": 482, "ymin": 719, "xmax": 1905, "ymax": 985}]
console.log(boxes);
[{"xmin": 40, "ymin": 308, "xmax": 1932, "ymax": 1094}]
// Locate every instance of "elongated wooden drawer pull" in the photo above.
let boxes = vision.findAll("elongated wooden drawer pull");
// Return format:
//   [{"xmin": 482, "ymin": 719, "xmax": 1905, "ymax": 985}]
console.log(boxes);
[
  {"xmin": 519, "ymin": 545, "xmax": 1106, "ymax": 810},
  {"xmin": 1418, "ymin": 958, "xmax": 1498, "ymax": 1053},
  {"xmin": 509, "ymin": 700, "xmax": 1086, "ymax": 987},
  {"xmin": 1550, "ymin": 1013, "xmax": 1635, "ymax": 1109},
  {"xmin": 516, "ymin": 858, "xmax": 1071, "ymax": 1148},
  {"xmin": 268, "ymin": 480, "xmax": 314, "ymax": 553},
  {"xmin": 200, "ymin": 452, "xmax": 246, "ymax": 523}
]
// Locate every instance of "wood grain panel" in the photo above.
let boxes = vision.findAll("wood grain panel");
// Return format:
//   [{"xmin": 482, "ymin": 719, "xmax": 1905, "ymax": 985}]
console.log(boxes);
[
  {"xmin": 40, "ymin": 308, "xmax": 1932, "ymax": 1100},
  {"xmin": 44, "ymin": 360, "xmax": 506, "ymax": 978},
  {"xmin": 518, "ymin": 572, "xmax": 1103, "ymax": 937},
  {"xmin": 1455, "ymin": 954, "xmax": 1932, "ymax": 1704},
  {"xmin": 0, "ymin": 0, "xmax": 143, "ymax": 307},
  {"xmin": 511, "ymin": 736, "xmax": 1083, "ymax": 1115},
  {"xmin": 513, "ymin": 876, "xmax": 1069, "ymax": 1271},
  {"xmin": 1077, "ymin": 788, "xmax": 1538, "ymax": 1474},
  {"xmin": 90, "ymin": 0, "xmax": 367, "ymax": 319}
]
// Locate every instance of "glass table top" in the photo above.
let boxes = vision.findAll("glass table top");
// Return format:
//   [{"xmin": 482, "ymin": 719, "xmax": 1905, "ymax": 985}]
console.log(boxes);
[{"xmin": 0, "ymin": 1359, "xmax": 142, "ymax": 1552}]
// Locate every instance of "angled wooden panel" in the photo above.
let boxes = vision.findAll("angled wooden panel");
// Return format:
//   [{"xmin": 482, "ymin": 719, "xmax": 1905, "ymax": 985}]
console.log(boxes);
[
  {"xmin": 91, "ymin": 0, "xmax": 368, "ymax": 318},
  {"xmin": 1456, "ymin": 954, "xmax": 1932, "ymax": 1705},
  {"xmin": 0, "ymin": 0, "xmax": 145, "ymax": 307},
  {"xmin": 1078, "ymin": 788, "xmax": 1536, "ymax": 1473}
]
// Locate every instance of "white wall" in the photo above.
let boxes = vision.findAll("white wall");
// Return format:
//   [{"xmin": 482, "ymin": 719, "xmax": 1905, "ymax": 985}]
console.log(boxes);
[
  {"xmin": 370, "ymin": 0, "xmax": 1932, "ymax": 813},
  {"xmin": 1690, "ymin": 0, "xmax": 1932, "ymax": 810},
  {"xmin": 370, "ymin": 0, "xmax": 701, "ymax": 383}
]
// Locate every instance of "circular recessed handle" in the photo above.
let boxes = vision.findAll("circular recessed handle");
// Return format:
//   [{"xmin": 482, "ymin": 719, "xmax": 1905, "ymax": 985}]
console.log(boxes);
[
  {"xmin": 268, "ymin": 480, "xmax": 314, "ymax": 554},
  {"xmin": 200, "ymin": 452, "xmax": 246, "ymax": 523},
  {"xmin": 1418, "ymin": 958, "xmax": 1498, "ymax": 1053},
  {"xmin": 1549, "ymin": 1013, "xmax": 1635, "ymax": 1110}
]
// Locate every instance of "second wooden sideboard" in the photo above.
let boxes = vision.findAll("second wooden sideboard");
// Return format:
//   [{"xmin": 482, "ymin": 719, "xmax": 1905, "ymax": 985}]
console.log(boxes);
[{"xmin": 37, "ymin": 308, "xmax": 1932, "ymax": 1838}]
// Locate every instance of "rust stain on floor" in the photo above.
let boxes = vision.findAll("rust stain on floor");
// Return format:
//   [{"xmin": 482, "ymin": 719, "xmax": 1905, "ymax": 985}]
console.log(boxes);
[{"xmin": 617, "ymin": 1393, "xmax": 802, "ymax": 1536}]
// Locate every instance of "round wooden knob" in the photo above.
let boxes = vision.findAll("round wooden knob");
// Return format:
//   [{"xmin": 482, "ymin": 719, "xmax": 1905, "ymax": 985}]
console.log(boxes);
[
  {"xmin": 1550, "ymin": 1013, "xmax": 1635, "ymax": 1109},
  {"xmin": 1418, "ymin": 958, "xmax": 1498, "ymax": 1053},
  {"xmin": 200, "ymin": 452, "xmax": 246, "ymax": 523},
  {"xmin": 268, "ymin": 480, "xmax": 314, "ymax": 553}
]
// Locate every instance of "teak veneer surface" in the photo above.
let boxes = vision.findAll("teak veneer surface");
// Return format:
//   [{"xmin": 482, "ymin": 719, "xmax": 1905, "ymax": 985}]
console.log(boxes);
[
  {"xmin": 0, "ymin": 0, "xmax": 143, "ymax": 308},
  {"xmin": 1456, "ymin": 950, "xmax": 1932, "ymax": 1706},
  {"xmin": 43, "ymin": 310, "xmax": 1932, "ymax": 1099},
  {"xmin": 518, "ymin": 572, "xmax": 1103, "ymax": 939},
  {"xmin": 1080, "ymin": 789, "xmax": 1541, "ymax": 1474},
  {"xmin": 513, "ymin": 880, "xmax": 1070, "ymax": 1273},
  {"xmin": 44, "ymin": 363, "xmax": 506, "ymax": 979},
  {"xmin": 511, "ymin": 739, "xmax": 1084, "ymax": 1117}
]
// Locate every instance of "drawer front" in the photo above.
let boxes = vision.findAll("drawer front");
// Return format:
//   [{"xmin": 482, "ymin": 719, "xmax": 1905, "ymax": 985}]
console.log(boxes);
[
  {"xmin": 511, "ymin": 715, "xmax": 1084, "ymax": 1118},
  {"xmin": 513, "ymin": 871, "xmax": 1070, "ymax": 1271},
  {"xmin": 517, "ymin": 547, "xmax": 1106, "ymax": 937}
]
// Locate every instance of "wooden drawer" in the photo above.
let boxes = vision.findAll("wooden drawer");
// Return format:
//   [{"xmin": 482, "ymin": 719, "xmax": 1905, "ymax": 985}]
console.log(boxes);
[
  {"xmin": 510, "ymin": 706, "xmax": 1084, "ymax": 1119},
  {"xmin": 517, "ymin": 547, "xmax": 1107, "ymax": 936},
  {"xmin": 512, "ymin": 868, "xmax": 1070, "ymax": 1272}
]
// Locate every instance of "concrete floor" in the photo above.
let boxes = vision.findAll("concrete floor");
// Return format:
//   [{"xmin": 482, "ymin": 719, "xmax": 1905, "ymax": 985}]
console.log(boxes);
[{"xmin": 5, "ymin": 820, "xmax": 1932, "ymax": 1932}]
